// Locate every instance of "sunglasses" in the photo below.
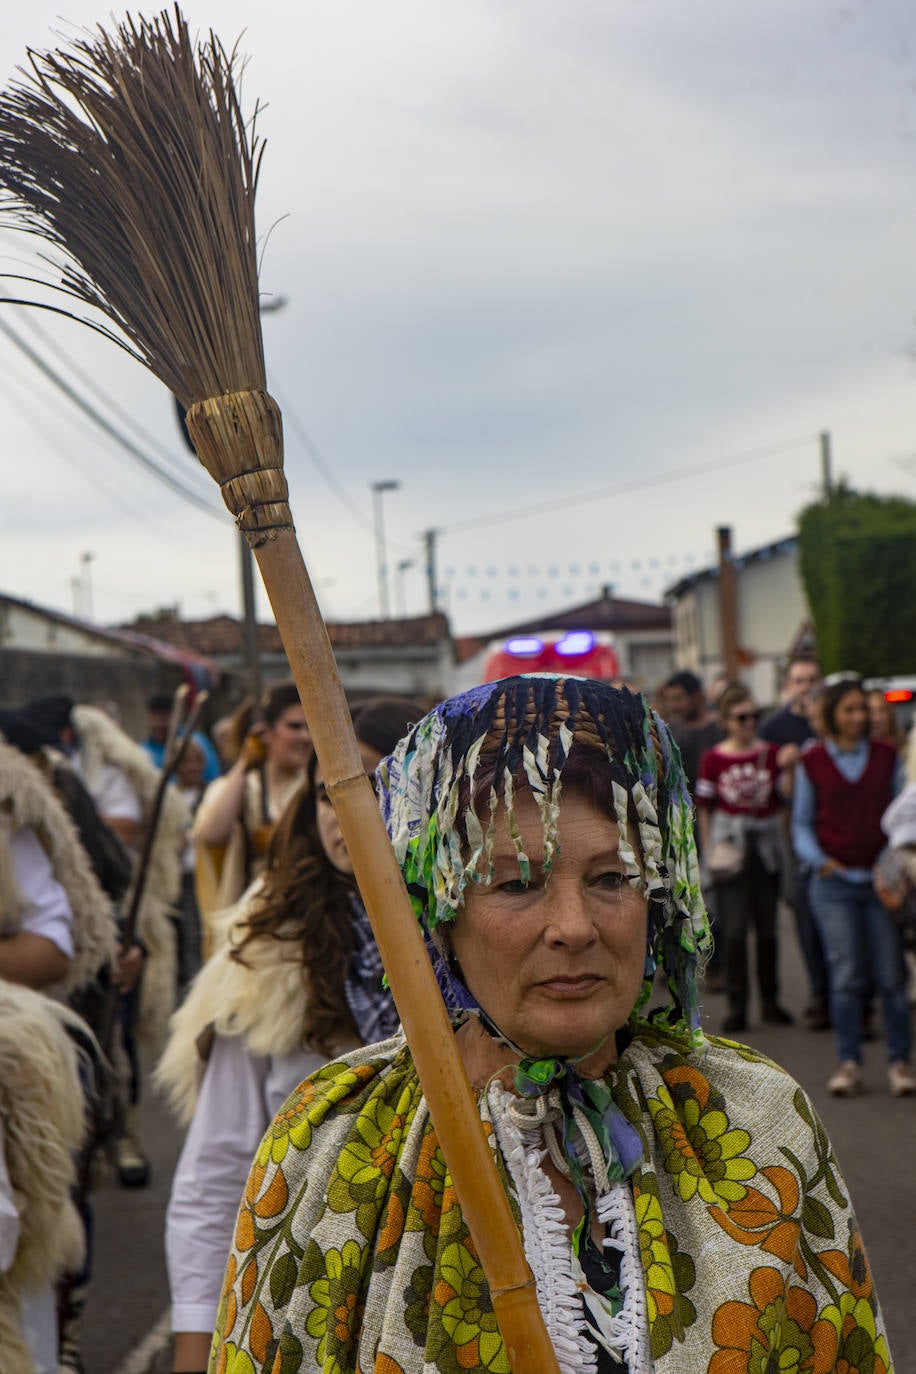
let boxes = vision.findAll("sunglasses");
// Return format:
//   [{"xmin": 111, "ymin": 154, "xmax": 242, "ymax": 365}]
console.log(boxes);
[{"xmin": 730, "ymin": 710, "xmax": 757, "ymax": 723}]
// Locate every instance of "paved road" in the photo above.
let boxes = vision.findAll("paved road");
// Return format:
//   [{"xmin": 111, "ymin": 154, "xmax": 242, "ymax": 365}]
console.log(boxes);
[
  {"xmin": 81, "ymin": 1069, "xmax": 182, "ymax": 1374},
  {"xmin": 80, "ymin": 906, "xmax": 916, "ymax": 1373},
  {"xmin": 697, "ymin": 911, "xmax": 916, "ymax": 1372}
]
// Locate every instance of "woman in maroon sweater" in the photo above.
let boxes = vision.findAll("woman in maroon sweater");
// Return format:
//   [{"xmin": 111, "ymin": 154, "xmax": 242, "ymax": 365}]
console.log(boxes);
[
  {"xmin": 697, "ymin": 684, "xmax": 793, "ymax": 1034},
  {"xmin": 792, "ymin": 678, "xmax": 912, "ymax": 1097}
]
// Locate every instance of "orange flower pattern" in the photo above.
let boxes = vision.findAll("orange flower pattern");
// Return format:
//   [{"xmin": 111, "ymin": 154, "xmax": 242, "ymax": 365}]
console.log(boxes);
[{"xmin": 211, "ymin": 1030, "xmax": 894, "ymax": 1373}]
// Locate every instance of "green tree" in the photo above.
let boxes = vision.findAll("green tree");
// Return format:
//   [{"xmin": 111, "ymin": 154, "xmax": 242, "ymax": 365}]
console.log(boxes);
[{"xmin": 797, "ymin": 484, "xmax": 916, "ymax": 676}]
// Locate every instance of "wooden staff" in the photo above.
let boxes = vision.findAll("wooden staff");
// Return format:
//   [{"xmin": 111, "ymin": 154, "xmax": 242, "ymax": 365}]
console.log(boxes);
[
  {"xmin": 121, "ymin": 684, "xmax": 208, "ymax": 949},
  {"xmin": 100, "ymin": 684, "xmax": 208, "ymax": 1052},
  {"xmin": 0, "ymin": 13, "xmax": 559, "ymax": 1371}
]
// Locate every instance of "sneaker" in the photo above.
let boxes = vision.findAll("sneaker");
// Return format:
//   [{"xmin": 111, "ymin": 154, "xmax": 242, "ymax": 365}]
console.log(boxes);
[
  {"xmin": 115, "ymin": 1106, "xmax": 151, "ymax": 1188},
  {"xmin": 761, "ymin": 1002, "xmax": 794, "ymax": 1026},
  {"xmin": 888, "ymin": 1061, "xmax": 916, "ymax": 1097},
  {"xmin": 827, "ymin": 1061, "xmax": 863, "ymax": 1097},
  {"xmin": 721, "ymin": 1013, "xmax": 747, "ymax": 1035},
  {"xmin": 116, "ymin": 1132, "xmax": 151, "ymax": 1188}
]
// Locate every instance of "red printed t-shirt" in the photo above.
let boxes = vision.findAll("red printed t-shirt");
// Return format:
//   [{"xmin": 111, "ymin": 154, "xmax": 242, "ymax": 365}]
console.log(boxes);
[{"xmin": 695, "ymin": 743, "xmax": 782, "ymax": 817}]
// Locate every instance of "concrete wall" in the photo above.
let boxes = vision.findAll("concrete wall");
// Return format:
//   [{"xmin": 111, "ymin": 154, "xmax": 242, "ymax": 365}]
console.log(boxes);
[
  {"xmin": 618, "ymin": 632, "xmax": 675, "ymax": 691},
  {"xmin": 738, "ymin": 554, "xmax": 807, "ymax": 655},
  {"xmin": 335, "ymin": 647, "xmax": 454, "ymax": 700},
  {"xmin": 0, "ymin": 648, "xmax": 185, "ymax": 738}
]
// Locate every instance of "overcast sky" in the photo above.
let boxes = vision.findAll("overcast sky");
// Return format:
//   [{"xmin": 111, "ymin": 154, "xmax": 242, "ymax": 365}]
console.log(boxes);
[{"xmin": 2, "ymin": 0, "xmax": 916, "ymax": 636}]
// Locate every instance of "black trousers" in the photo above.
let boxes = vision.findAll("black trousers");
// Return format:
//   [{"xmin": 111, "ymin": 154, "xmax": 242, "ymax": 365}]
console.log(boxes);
[{"xmin": 715, "ymin": 842, "xmax": 781, "ymax": 1017}]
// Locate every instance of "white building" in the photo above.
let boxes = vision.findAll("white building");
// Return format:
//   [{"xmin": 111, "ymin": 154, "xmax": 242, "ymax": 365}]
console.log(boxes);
[{"xmin": 665, "ymin": 536, "xmax": 811, "ymax": 705}]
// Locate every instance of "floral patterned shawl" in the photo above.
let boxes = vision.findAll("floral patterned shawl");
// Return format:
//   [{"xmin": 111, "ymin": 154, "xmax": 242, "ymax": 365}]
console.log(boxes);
[{"xmin": 210, "ymin": 1025, "xmax": 893, "ymax": 1374}]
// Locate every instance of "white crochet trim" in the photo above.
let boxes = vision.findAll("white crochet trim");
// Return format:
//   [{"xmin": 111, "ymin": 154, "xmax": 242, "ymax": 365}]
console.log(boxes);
[
  {"xmin": 596, "ymin": 1182, "xmax": 653, "ymax": 1374},
  {"xmin": 487, "ymin": 1083, "xmax": 654, "ymax": 1374},
  {"xmin": 487, "ymin": 1083, "xmax": 596, "ymax": 1374}
]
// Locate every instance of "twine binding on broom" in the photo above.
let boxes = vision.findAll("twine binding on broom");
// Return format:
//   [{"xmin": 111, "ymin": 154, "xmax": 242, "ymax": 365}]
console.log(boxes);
[{"xmin": 186, "ymin": 390, "xmax": 292, "ymax": 543}]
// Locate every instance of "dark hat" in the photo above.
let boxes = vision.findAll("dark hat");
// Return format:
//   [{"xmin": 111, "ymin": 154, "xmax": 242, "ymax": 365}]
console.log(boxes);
[
  {"xmin": 0, "ymin": 708, "xmax": 47, "ymax": 754},
  {"xmin": 24, "ymin": 695, "xmax": 75, "ymax": 736},
  {"xmin": 148, "ymin": 692, "xmax": 174, "ymax": 713}
]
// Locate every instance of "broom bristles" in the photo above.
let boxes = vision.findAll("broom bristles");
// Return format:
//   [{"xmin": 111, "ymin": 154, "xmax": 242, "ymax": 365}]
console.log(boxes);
[{"xmin": 0, "ymin": 5, "xmax": 266, "ymax": 408}]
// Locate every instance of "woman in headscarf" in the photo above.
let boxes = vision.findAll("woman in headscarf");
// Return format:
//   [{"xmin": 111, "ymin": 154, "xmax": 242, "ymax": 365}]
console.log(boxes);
[{"xmin": 212, "ymin": 676, "xmax": 893, "ymax": 1374}]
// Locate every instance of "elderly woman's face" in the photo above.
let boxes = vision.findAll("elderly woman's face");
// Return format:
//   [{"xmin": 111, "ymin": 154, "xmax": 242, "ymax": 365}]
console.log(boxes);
[{"xmin": 450, "ymin": 787, "xmax": 648, "ymax": 1066}]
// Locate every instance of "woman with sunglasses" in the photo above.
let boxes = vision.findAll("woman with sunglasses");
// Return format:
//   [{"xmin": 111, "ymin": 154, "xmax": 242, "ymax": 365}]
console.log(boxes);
[{"xmin": 697, "ymin": 684, "xmax": 793, "ymax": 1034}]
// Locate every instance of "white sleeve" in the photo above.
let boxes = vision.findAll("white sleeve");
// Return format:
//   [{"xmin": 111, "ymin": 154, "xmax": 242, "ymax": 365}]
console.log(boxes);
[
  {"xmin": 165, "ymin": 1033, "xmax": 274, "ymax": 1335},
  {"xmin": 9, "ymin": 829, "xmax": 74, "ymax": 959},
  {"xmin": 92, "ymin": 765, "xmax": 142, "ymax": 824}
]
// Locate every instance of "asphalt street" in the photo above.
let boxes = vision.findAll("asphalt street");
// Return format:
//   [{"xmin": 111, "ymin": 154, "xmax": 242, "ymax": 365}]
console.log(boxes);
[{"xmin": 82, "ymin": 905, "xmax": 916, "ymax": 1373}]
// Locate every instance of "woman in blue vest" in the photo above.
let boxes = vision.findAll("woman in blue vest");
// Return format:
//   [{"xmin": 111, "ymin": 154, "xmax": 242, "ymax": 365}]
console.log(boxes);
[{"xmin": 793, "ymin": 676, "xmax": 912, "ymax": 1097}]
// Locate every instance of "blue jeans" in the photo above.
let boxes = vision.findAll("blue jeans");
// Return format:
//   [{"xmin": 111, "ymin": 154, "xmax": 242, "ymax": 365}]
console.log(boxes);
[{"xmin": 809, "ymin": 873, "xmax": 911, "ymax": 1065}]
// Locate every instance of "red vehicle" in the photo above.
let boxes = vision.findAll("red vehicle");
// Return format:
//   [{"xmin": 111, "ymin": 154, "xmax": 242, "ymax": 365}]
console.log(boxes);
[{"xmin": 483, "ymin": 630, "xmax": 620, "ymax": 683}]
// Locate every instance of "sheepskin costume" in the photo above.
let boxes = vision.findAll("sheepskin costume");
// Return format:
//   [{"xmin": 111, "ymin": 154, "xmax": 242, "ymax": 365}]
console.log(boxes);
[
  {"xmin": 0, "ymin": 981, "xmax": 86, "ymax": 1373},
  {"xmin": 0, "ymin": 738, "xmax": 116, "ymax": 995},
  {"xmin": 155, "ymin": 892, "xmax": 320, "ymax": 1126},
  {"xmin": 72, "ymin": 705, "xmax": 191, "ymax": 1050}
]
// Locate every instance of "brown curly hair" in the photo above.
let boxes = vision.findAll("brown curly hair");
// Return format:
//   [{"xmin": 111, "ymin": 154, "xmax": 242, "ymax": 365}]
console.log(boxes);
[{"xmin": 228, "ymin": 695, "xmax": 423, "ymax": 1056}]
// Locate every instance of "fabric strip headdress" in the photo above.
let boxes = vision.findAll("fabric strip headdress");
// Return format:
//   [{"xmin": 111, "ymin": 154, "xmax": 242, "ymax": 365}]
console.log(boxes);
[{"xmin": 378, "ymin": 674, "xmax": 711, "ymax": 1043}]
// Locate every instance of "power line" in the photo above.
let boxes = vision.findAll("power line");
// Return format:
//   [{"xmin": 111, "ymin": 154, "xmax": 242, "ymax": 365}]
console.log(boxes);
[
  {"xmin": 0, "ymin": 365, "xmax": 158, "ymax": 525},
  {"xmin": 440, "ymin": 433, "xmax": 821, "ymax": 534},
  {"xmin": 13, "ymin": 307, "xmax": 214, "ymax": 494},
  {"xmin": 269, "ymin": 378, "xmax": 374, "ymax": 532},
  {"xmin": 0, "ymin": 315, "xmax": 223, "ymax": 519},
  {"xmin": 269, "ymin": 376, "xmax": 415, "ymax": 556}
]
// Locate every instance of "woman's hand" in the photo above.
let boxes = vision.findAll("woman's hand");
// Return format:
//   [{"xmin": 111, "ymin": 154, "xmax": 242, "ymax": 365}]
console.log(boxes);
[
  {"xmin": 240, "ymin": 724, "xmax": 268, "ymax": 770},
  {"xmin": 817, "ymin": 857, "xmax": 845, "ymax": 877}
]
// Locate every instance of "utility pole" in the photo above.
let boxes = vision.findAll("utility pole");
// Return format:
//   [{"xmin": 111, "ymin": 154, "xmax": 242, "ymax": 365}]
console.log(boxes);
[
  {"xmin": 820, "ymin": 430, "xmax": 834, "ymax": 502},
  {"xmin": 423, "ymin": 528, "xmax": 439, "ymax": 614},
  {"xmin": 371, "ymin": 480, "xmax": 400, "ymax": 619},
  {"xmin": 717, "ymin": 526, "xmax": 739, "ymax": 681}
]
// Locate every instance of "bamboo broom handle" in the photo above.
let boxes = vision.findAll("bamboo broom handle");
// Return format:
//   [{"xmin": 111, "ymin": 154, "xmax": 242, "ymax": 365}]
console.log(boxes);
[{"xmin": 186, "ymin": 390, "xmax": 561, "ymax": 1374}]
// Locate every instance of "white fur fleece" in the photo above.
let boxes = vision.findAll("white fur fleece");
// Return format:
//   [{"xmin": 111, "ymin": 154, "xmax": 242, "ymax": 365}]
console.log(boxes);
[
  {"xmin": 0, "ymin": 982, "xmax": 86, "ymax": 1373},
  {"xmin": 155, "ymin": 895, "xmax": 316, "ymax": 1126},
  {"xmin": 72, "ymin": 706, "xmax": 191, "ymax": 1050},
  {"xmin": 0, "ymin": 739, "xmax": 116, "ymax": 995}
]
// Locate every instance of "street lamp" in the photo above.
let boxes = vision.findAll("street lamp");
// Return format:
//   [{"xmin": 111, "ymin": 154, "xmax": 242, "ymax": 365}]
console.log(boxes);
[
  {"xmin": 371, "ymin": 480, "xmax": 400, "ymax": 619},
  {"xmin": 80, "ymin": 551, "xmax": 95, "ymax": 621}
]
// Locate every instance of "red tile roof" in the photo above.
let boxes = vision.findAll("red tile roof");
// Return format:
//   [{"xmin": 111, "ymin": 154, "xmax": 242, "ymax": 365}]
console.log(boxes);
[{"xmin": 121, "ymin": 611, "xmax": 452, "ymax": 656}]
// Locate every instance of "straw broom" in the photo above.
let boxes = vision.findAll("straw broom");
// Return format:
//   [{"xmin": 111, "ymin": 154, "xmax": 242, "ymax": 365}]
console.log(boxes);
[{"xmin": 0, "ymin": 13, "xmax": 561, "ymax": 1371}]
